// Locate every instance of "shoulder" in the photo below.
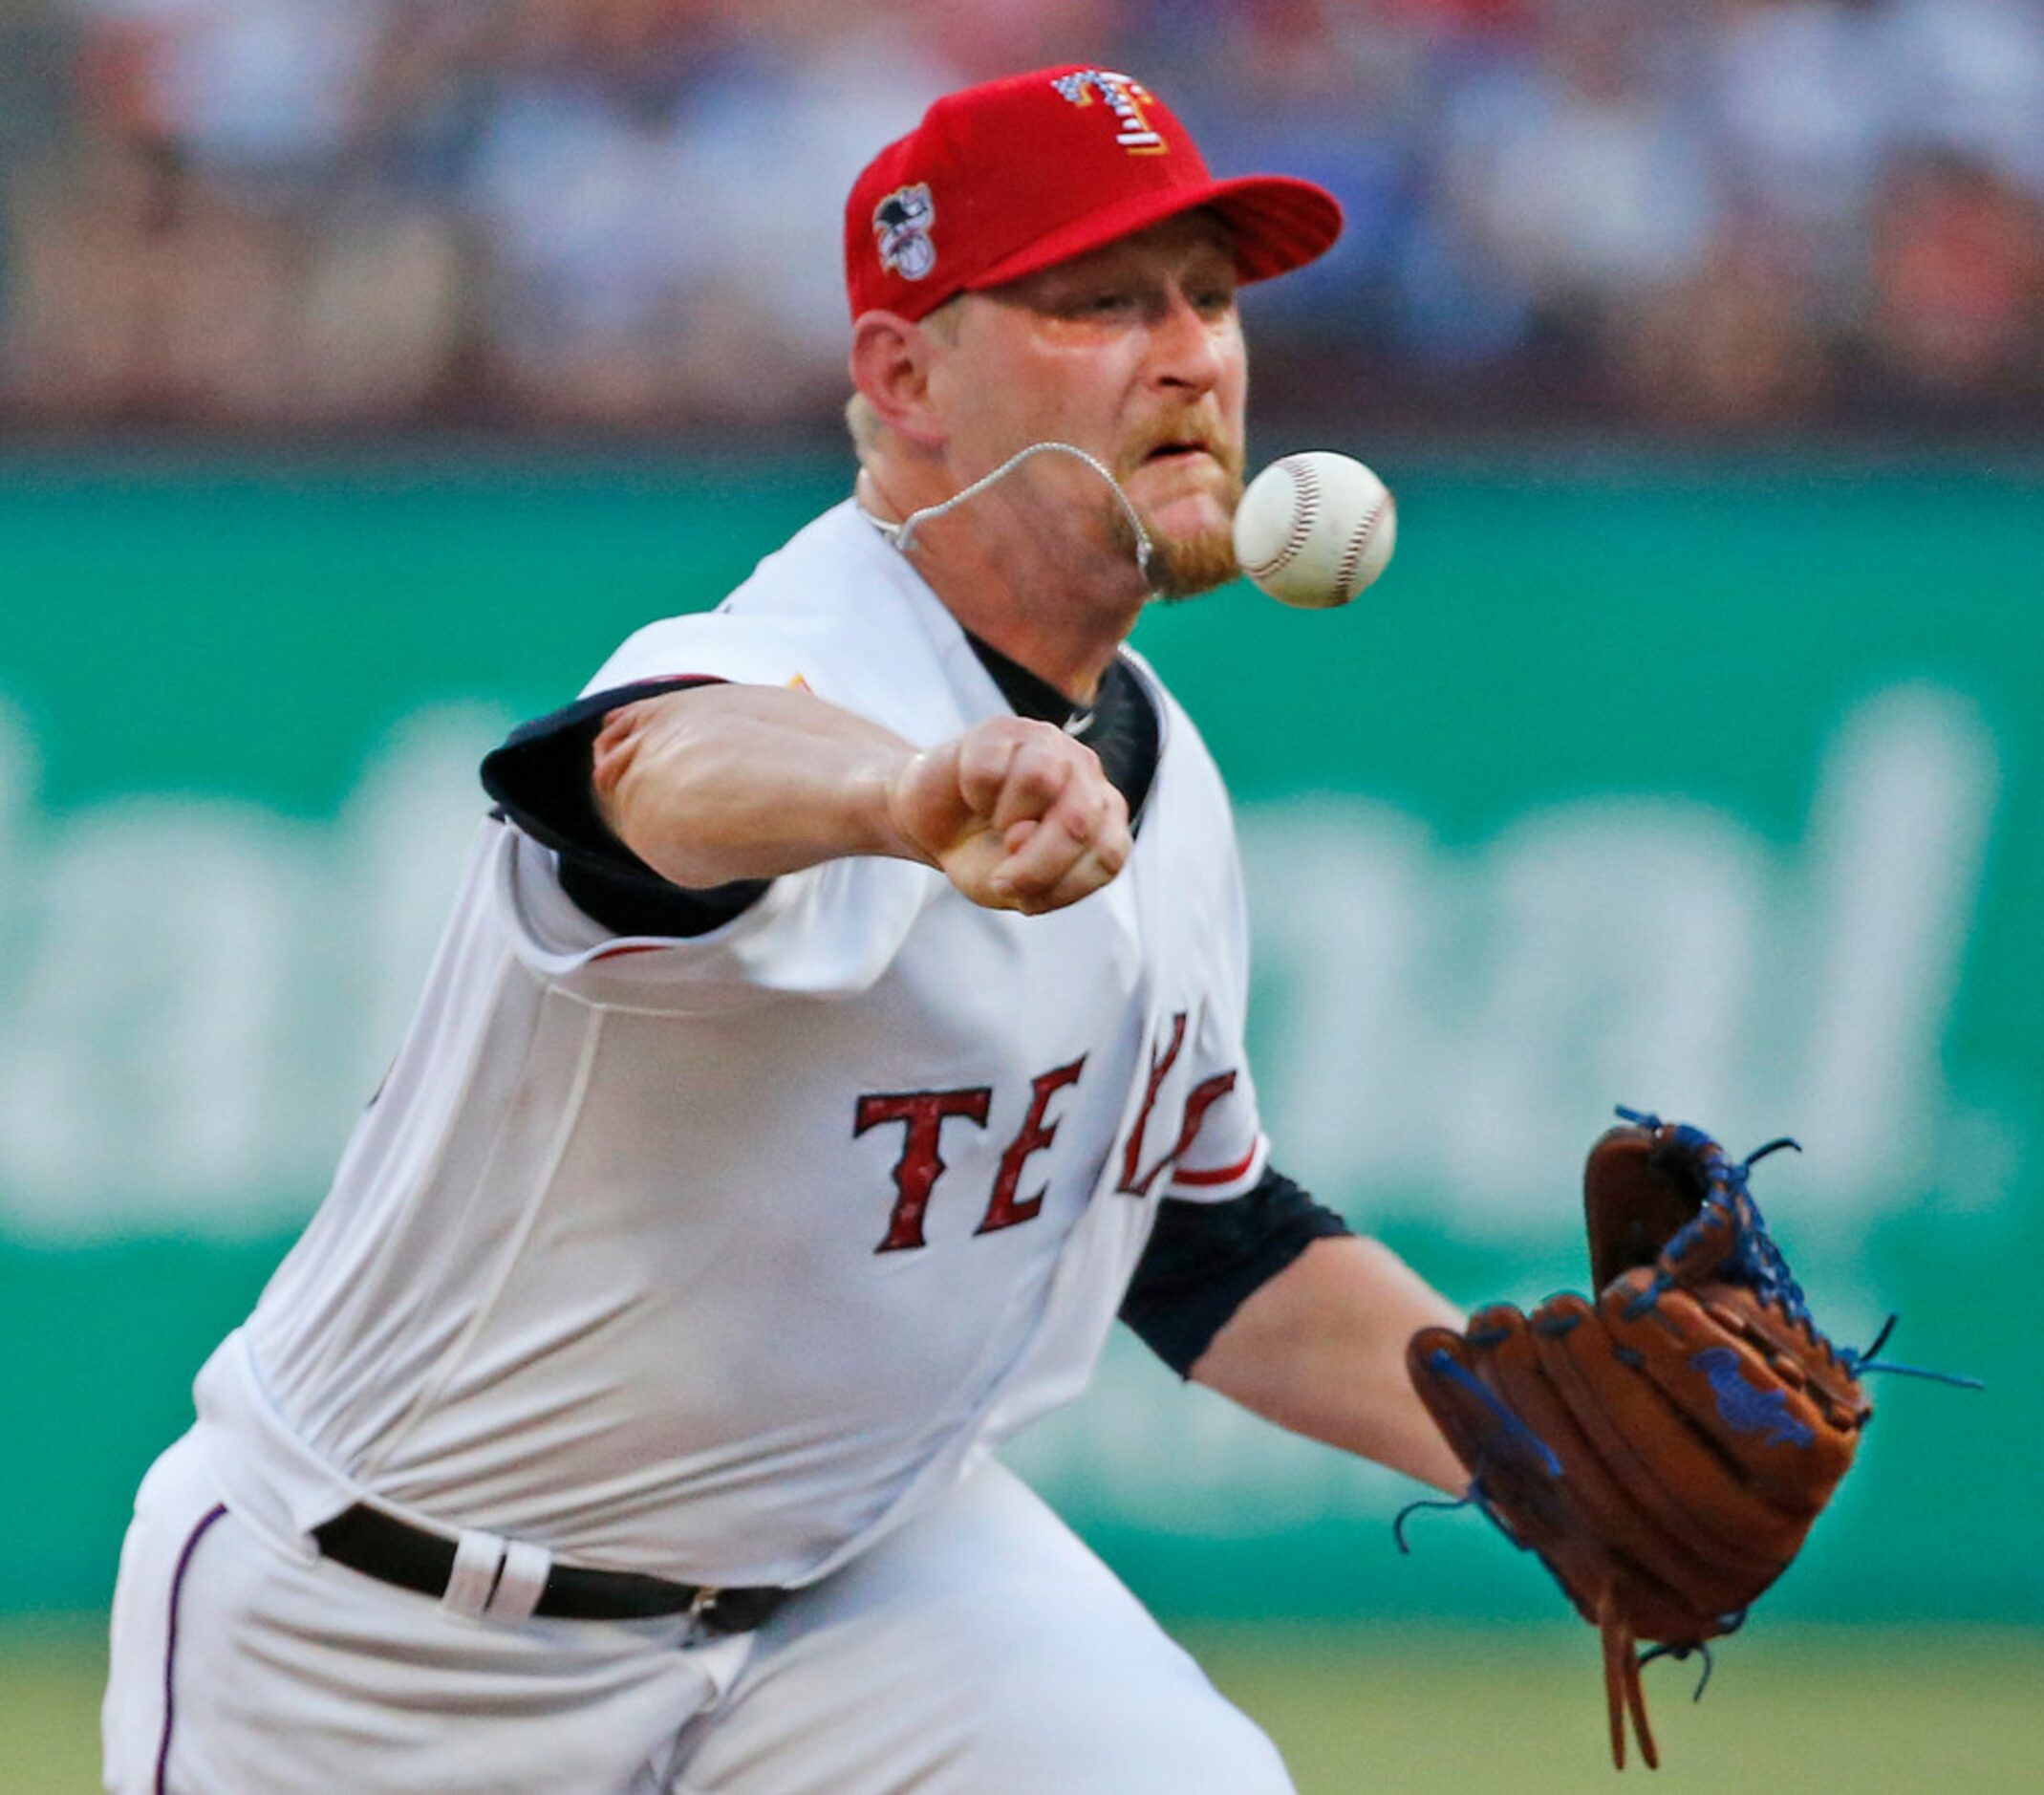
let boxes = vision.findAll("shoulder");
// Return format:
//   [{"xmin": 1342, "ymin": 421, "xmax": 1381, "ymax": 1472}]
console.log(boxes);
[
  {"xmin": 585, "ymin": 503, "xmax": 977, "ymax": 743},
  {"xmin": 582, "ymin": 504, "xmax": 868, "ymax": 690}
]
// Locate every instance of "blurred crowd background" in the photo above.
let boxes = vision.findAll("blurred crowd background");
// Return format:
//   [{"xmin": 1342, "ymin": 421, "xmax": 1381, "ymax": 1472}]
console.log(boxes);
[{"xmin": 1, "ymin": 0, "xmax": 2041, "ymax": 436}]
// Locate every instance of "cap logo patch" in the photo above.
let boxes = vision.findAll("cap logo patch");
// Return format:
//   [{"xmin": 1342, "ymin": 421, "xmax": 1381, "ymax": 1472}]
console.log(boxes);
[
  {"xmin": 1051, "ymin": 70, "xmax": 1167, "ymax": 155},
  {"xmin": 872, "ymin": 183, "xmax": 936, "ymax": 280}
]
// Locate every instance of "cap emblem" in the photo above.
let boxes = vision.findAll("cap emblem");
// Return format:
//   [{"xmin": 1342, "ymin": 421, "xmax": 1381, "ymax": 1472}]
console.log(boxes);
[
  {"xmin": 873, "ymin": 184, "xmax": 936, "ymax": 280},
  {"xmin": 1050, "ymin": 70, "xmax": 1167, "ymax": 155}
]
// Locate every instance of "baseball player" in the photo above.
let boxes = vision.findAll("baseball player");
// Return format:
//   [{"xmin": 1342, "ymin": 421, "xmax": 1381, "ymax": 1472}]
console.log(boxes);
[{"xmin": 103, "ymin": 67, "xmax": 1468, "ymax": 1794}]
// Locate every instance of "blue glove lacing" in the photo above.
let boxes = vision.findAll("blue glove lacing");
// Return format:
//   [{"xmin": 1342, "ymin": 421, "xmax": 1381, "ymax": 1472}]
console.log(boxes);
[{"xmin": 1613, "ymin": 1106, "xmax": 1981, "ymax": 1390}]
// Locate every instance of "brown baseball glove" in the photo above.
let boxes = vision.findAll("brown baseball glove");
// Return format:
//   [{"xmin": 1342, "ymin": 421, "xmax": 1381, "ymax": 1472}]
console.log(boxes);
[{"xmin": 1405, "ymin": 1110, "xmax": 1879, "ymax": 1769}]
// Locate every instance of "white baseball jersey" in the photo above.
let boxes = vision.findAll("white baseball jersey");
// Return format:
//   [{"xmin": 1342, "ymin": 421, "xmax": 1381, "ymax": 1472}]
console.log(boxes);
[{"xmin": 196, "ymin": 499, "xmax": 1268, "ymax": 1590}]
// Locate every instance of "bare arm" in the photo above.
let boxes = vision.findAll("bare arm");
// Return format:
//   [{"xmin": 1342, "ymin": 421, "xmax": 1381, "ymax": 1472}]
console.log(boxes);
[
  {"xmin": 1190, "ymin": 1234, "xmax": 1471, "ymax": 1495},
  {"xmin": 592, "ymin": 683, "xmax": 1130, "ymax": 914}
]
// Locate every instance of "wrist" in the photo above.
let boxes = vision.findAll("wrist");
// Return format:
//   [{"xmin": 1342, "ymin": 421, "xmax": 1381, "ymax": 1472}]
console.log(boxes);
[{"xmin": 866, "ymin": 746, "xmax": 936, "ymax": 867}]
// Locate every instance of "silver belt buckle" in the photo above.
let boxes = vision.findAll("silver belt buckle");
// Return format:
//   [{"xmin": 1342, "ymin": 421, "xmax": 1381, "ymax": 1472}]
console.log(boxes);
[{"xmin": 687, "ymin": 1585, "xmax": 722, "ymax": 1622}]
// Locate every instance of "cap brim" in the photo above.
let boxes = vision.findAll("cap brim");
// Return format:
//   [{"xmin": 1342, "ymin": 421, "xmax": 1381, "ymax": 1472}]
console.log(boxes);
[{"xmin": 963, "ymin": 173, "xmax": 1343, "ymax": 297}]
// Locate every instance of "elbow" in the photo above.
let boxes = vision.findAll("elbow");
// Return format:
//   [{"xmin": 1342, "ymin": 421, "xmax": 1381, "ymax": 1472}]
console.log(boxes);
[{"xmin": 591, "ymin": 703, "xmax": 724, "ymax": 888}]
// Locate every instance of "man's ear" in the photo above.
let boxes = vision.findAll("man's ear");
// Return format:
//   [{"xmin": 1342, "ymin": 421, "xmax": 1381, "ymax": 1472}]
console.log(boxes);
[{"xmin": 850, "ymin": 312, "xmax": 949, "ymax": 449}]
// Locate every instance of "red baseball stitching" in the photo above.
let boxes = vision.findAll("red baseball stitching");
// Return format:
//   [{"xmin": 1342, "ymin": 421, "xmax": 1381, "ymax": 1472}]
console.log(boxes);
[
  {"xmin": 1334, "ymin": 495, "xmax": 1388, "ymax": 602},
  {"xmin": 1243, "ymin": 455, "xmax": 1321, "ymax": 580}
]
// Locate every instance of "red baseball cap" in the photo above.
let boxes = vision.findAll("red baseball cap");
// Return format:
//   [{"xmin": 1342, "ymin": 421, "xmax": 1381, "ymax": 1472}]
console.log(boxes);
[{"xmin": 845, "ymin": 66, "xmax": 1343, "ymax": 322}]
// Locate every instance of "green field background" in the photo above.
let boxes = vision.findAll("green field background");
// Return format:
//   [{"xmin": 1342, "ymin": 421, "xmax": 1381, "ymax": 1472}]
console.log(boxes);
[
  {"xmin": 5, "ymin": 1617, "xmax": 2041, "ymax": 1792},
  {"xmin": 2, "ymin": 449, "xmax": 2039, "ymax": 1787}
]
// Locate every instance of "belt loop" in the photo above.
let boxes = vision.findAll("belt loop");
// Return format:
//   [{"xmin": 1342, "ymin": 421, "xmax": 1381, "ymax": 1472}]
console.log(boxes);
[
  {"xmin": 441, "ymin": 1528, "xmax": 509, "ymax": 1620},
  {"xmin": 484, "ymin": 1539, "xmax": 553, "ymax": 1625}
]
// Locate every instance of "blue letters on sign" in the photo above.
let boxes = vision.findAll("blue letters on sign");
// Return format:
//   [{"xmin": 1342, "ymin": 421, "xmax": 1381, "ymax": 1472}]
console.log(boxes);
[{"xmin": 1690, "ymin": 1347, "xmax": 1816, "ymax": 1449}]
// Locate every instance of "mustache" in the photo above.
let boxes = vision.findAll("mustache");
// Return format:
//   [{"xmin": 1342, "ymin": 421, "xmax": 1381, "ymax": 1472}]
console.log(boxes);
[{"xmin": 1116, "ymin": 419, "xmax": 1245, "ymax": 482}]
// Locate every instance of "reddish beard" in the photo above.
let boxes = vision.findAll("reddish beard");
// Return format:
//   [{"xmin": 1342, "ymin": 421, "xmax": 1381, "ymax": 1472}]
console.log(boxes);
[{"xmin": 1110, "ymin": 423, "xmax": 1247, "ymax": 598}]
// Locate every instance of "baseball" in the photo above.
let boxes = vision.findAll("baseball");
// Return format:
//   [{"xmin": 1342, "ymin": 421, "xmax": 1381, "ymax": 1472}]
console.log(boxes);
[{"xmin": 1232, "ymin": 451, "xmax": 1398, "ymax": 609}]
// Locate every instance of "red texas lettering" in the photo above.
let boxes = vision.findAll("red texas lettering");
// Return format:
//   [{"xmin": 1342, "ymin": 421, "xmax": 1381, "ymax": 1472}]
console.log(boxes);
[
  {"xmin": 1117, "ymin": 1010, "xmax": 1240, "ymax": 1198},
  {"xmin": 855, "ymin": 1088, "xmax": 992, "ymax": 1252},
  {"xmin": 978, "ymin": 1056, "xmax": 1087, "ymax": 1236},
  {"xmin": 1115, "ymin": 1012, "xmax": 1187, "ymax": 1194}
]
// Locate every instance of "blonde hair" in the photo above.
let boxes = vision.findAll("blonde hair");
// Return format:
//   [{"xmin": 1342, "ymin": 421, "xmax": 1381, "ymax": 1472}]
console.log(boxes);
[{"xmin": 845, "ymin": 296, "xmax": 965, "ymax": 464}]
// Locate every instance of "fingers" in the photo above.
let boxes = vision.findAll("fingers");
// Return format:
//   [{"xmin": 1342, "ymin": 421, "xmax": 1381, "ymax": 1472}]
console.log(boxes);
[
  {"xmin": 955, "ymin": 720, "xmax": 1076, "ymax": 833},
  {"xmin": 987, "ymin": 776, "xmax": 1130, "ymax": 912},
  {"xmin": 937, "ymin": 718, "xmax": 1131, "ymax": 913}
]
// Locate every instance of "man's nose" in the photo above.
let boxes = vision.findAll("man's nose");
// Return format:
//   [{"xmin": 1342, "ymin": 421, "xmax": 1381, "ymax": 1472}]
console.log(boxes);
[{"xmin": 1146, "ymin": 288, "xmax": 1227, "ymax": 394}]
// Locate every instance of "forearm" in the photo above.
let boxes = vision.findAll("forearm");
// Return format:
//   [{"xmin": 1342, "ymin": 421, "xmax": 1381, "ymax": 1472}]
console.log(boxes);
[
  {"xmin": 593, "ymin": 684, "xmax": 916, "ymax": 888},
  {"xmin": 591, "ymin": 683, "xmax": 1130, "ymax": 915},
  {"xmin": 1189, "ymin": 1234, "xmax": 1470, "ymax": 1495}
]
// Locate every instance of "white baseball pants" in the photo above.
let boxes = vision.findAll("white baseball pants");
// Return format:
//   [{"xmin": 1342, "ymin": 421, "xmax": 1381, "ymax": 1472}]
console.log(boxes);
[{"xmin": 104, "ymin": 1430, "xmax": 1293, "ymax": 1793}]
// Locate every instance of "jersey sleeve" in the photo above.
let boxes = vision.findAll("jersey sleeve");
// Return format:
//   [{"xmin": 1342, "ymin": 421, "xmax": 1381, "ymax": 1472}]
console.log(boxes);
[{"xmin": 580, "ymin": 613, "xmax": 826, "ymax": 700}]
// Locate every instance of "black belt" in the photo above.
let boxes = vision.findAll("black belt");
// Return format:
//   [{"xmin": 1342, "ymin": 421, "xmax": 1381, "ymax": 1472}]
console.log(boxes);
[{"xmin": 312, "ymin": 1504, "xmax": 788, "ymax": 1633}]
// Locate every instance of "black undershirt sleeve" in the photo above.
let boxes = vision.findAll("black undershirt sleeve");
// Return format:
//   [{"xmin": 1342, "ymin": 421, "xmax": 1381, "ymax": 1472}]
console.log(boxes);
[
  {"xmin": 1119, "ymin": 1167, "xmax": 1355, "ymax": 1378},
  {"xmin": 478, "ymin": 678, "xmax": 770, "ymax": 939}
]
